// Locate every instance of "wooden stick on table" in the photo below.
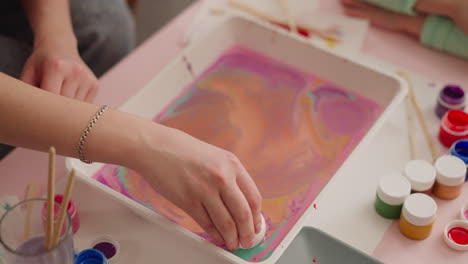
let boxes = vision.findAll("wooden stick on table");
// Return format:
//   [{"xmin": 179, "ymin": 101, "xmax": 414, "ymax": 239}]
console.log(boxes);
[
  {"xmin": 406, "ymin": 97, "xmax": 417, "ymax": 160},
  {"xmin": 45, "ymin": 147, "xmax": 56, "ymax": 249},
  {"xmin": 279, "ymin": 0, "xmax": 298, "ymax": 34},
  {"xmin": 227, "ymin": 0, "xmax": 338, "ymax": 42},
  {"xmin": 399, "ymin": 72, "xmax": 438, "ymax": 162},
  {"xmin": 23, "ymin": 183, "xmax": 38, "ymax": 241},
  {"xmin": 51, "ymin": 169, "xmax": 76, "ymax": 247}
]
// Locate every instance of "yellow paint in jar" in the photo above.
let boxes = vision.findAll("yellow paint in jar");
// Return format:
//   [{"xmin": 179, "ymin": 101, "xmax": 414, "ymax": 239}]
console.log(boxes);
[{"xmin": 399, "ymin": 193, "xmax": 437, "ymax": 240}]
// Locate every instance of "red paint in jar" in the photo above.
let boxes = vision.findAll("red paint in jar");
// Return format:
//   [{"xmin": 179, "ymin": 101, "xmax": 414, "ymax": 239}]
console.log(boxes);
[
  {"xmin": 42, "ymin": 195, "xmax": 80, "ymax": 234},
  {"xmin": 448, "ymin": 227, "xmax": 468, "ymax": 245},
  {"xmin": 439, "ymin": 110, "xmax": 468, "ymax": 147}
]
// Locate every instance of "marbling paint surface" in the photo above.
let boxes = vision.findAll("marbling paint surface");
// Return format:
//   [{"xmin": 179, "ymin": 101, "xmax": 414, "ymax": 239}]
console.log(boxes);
[{"xmin": 93, "ymin": 46, "xmax": 381, "ymax": 262}]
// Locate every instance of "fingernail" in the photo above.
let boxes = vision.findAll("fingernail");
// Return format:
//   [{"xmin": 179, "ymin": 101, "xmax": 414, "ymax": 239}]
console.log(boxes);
[
  {"xmin": 255, "ymin": 221, "xmax": 261, "ymax": 234},
  {"xmin": 245, "ymin": 240, "xmax": 254, "ymax": 249},
  {"xmin": 229, "ymin": 245, "xmax": 238, "ymax": 251}
]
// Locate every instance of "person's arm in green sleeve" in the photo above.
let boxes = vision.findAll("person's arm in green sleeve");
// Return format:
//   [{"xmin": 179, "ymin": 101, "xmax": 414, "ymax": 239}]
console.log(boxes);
[
  {"xmin": 421, "ymin": 15, "xmax": 468, "ymax": 59},
  {"xmin": 341, "ymin": 0, "xmax": 468, "ymax": 60}
]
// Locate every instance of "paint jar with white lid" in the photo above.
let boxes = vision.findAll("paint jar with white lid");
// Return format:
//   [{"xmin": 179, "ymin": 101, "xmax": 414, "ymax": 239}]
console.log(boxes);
[
  {"xmin": 399, "ymin": 193, "xmax": 437, "ymax": 240},
  {"xmin": 433, "ymin": 155, "xmax": 466, "ymax": 200},
  {"xmin": 374, "ymin": 173, "xmax": 411, "ymax": 219},
  {"xmin": 403, "ymin": 160, "xmax": 436, "ymax": 193}
]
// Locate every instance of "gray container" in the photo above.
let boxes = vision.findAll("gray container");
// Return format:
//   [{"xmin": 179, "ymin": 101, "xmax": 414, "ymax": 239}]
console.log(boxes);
[{"xmin": 277, "ymin": 227, "xmax": 383, "ymax": 264}]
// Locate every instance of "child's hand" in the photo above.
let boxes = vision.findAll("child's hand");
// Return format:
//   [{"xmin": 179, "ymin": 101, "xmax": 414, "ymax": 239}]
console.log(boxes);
[
  {"xmin": 20, "ymin": 37, "xmax": 99, "ymax": 103},
  {"xmin": 341, "ymin": 0, "xmax": 426, "ymax": 36},
  {"xmin": 132, "ymin": 125, "xmax": 263, "ymax": 251},
  {"xmin": 341, "ymin": 0, "xmax": 468, "ymax": 36}
]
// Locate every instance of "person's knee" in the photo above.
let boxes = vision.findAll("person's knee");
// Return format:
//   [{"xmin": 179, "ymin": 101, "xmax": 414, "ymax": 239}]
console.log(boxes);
[{"xmin": 71, "ymin": 0, "xmax": 136, "ymax": 76}]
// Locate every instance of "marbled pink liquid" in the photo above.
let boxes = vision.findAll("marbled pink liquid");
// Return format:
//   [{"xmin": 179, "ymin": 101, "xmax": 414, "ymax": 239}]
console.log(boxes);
[{"xmin": 93, "ymin": 46, "xmax": 382, "ymax": 262}]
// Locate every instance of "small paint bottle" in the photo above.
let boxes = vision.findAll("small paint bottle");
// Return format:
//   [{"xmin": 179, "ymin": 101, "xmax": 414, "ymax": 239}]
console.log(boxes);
[
  {"xmin": 433, "ymin": 155, "xmax": 466, "ymax": 200},
  {"xmin": 42, "ymin": 194, "xmax": 80, "ymax": 234},
  {"xmin": 449, "ymin": 139, "xmax": 468, "ymax": 181},
  {"xmin": 374, "ymin": 173, "xmax": 411, "ymax": 219},
  {"xmin": 438, "ymin": 109, "xmax": 468, "ymax": 148},
  {"xmin": 435, "ymin": 85, "xmax": 465, "ymax": 119},
  {"xmin": 399, "ymin": 193, "xmax": 437, "ymax": 240},
  {"xmin": 403, "ymin": 160, "xmax": 436, "ymax": 193}
]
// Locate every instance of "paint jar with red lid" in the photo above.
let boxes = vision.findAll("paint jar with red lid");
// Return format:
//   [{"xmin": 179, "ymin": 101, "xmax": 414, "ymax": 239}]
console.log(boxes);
[{"xmin": 438, "ymin": 109, "xmax": 468, "ymax": 148}]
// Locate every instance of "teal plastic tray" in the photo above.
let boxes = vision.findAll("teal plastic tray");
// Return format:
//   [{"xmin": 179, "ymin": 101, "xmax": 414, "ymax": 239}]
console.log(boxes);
[{"xmin": 276, "ymin": 227, "xmax": 383, "ymax": 264}]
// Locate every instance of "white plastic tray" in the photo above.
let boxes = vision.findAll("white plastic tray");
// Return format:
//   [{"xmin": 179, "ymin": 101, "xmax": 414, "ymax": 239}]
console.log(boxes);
[{"xmin": 66, "ymin": 16, "xmax": 407, "ymax": 264}]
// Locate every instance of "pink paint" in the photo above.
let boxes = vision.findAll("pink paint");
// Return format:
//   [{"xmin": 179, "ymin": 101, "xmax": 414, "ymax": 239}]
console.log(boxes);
[
  {"xmin": 448, "ymin": 227, "xmax": 468, "ymax": 245},
  {"xmin": 464, "ymin": 209, "xmax": 468, "ymax": 220},
  {"xmin": 92, "ymin": 46, "xmax": 381, "ymax": 262},
  {"xmin": 313, "ymin": 258, "xmax": 318, "ymax": 262}
]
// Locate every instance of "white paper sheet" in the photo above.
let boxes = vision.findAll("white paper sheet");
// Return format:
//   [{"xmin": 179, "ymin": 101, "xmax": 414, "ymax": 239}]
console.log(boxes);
[{"xmin": 182, "ymin": 0, "xmax": 369, "ymax": 54}]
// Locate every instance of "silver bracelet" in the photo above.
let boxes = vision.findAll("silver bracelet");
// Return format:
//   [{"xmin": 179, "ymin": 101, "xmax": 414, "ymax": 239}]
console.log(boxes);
[{"xmin": 77, "ymin": 105, "xmax": 109, "ymax": 164}]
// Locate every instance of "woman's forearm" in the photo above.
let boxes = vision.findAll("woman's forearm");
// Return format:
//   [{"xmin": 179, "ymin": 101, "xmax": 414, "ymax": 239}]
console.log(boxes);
[
  {"xmin": 0, "ymin": 73, "xmax": 263, "ymax": 249},
  {"xmin": 21, "ymin": 0, "xmax": 76, "ymax": 47},
  {"xmin": 0, "ymin": 72, "xmax": 158, "ymax": 168}
]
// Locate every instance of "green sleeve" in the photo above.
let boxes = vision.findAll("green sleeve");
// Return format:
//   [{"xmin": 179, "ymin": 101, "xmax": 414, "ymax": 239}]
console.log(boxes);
[
  {"xmin": 421, "ymin": 15, "xmax": 468, "ymax": 60},
  {"xmin": 363, "ymin": 0, "xmax": 417, "ymax": 15}
]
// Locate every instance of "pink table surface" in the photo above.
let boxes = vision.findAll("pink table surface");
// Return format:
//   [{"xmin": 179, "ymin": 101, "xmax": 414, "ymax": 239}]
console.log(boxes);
[{"xmin": 1, "ymin": 0, "xmax": 468, "ymax": 262}]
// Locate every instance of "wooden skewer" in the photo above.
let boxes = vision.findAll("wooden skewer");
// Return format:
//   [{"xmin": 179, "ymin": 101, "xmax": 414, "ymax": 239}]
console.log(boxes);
[
  {"xmin": 46, "ymin": 147, "xmax": 56, "ymax": 249},
  {"xmin": 227, "ymin": 0, "xmax": 338, "ymax": 42},
  {"xmin": 23, "ymin": 183, "xmax": 38, "ymax": 241},
  {"xmin": 406, "ymin": 97, "xmax": 417, "ymax": 160},
  {"xmin": 398, "ymin": 72, "xmax": 438, "ymax": 162},
  {"xmin": 51, "ymin": 169, "xmax": 75, "ymax": 247},
  {"xmin": 279, "ymin": 0, "xmax": 298, "ymax": 34}
]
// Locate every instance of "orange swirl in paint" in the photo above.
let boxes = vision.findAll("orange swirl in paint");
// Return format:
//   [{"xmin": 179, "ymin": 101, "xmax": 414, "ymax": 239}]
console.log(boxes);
[{"xmin": 93, "ymin": 46, "xmax": 381, "ymax": 262}]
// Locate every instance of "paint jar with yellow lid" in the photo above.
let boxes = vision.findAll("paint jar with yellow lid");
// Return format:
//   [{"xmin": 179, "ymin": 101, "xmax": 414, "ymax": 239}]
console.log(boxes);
[
  {"xmin": 400, "ymin": 193, "xmax": 437, "ymax": 240},
  {"xmin": 433, "ymin": 155, "xmax": 466, "ymax": 200}
]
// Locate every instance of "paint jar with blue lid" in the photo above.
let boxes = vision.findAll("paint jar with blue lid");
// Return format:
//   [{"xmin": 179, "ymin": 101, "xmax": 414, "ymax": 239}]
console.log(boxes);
[
  {"xmin": 449, "ymin": 139, "xmax": 468, "ymax": 181},
  {"xmin": 374, "ymin": 173, "xmax": 412, "ymax": 219},
  {"xmin": 75, "ymin": 249, "xmax": 108, "ymax": 264},
  {"xmin": 435, "ymin": 85, "xmax": 465, "ymax": 119}
]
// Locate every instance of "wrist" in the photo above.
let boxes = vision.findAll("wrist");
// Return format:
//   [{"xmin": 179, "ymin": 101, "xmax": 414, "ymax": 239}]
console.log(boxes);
[
  {"xmin": 33, "ymin": 29, "xmax": 77, "ymax": 51},
  {"xmin": 415, "ymin": 0, "xmax": 458, "ymax": 16},
  {"xmin": 403, "ymin": 15, "xmax": 426, "ymax": 37}
]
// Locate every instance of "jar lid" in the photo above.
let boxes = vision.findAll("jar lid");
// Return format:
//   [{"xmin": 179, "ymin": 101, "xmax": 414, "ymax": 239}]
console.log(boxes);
[
  {"xmin": 434, "ymin": 155, "xmax": 466, "ymax": 186},
  {"xmin": 377, "ymin": 173, "xmax": 411, "ymax": 206},
  {"xmin": 75, "ymin": 249, "xmax": 108, "ymax": 264},
  {"xmin": 403, "ymin": 160, "xmax": 436, "ymax": 191},
  {"xmin": 402, "ymin": 193, "xmax": 437, "ymax": 226},
  {"xmin": 444, "ymin": 220, "xmax": 468, "ymax": 251}
]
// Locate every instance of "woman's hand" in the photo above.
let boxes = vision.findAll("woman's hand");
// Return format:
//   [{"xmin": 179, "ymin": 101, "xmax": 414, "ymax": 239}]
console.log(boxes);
[
  {"xmin": 133, "ymin": 125, "xmax": 263, "ymax": 251},
  {"xmin": 20, "ymin": 37, "xmax": 99, "ymax": 102}
]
